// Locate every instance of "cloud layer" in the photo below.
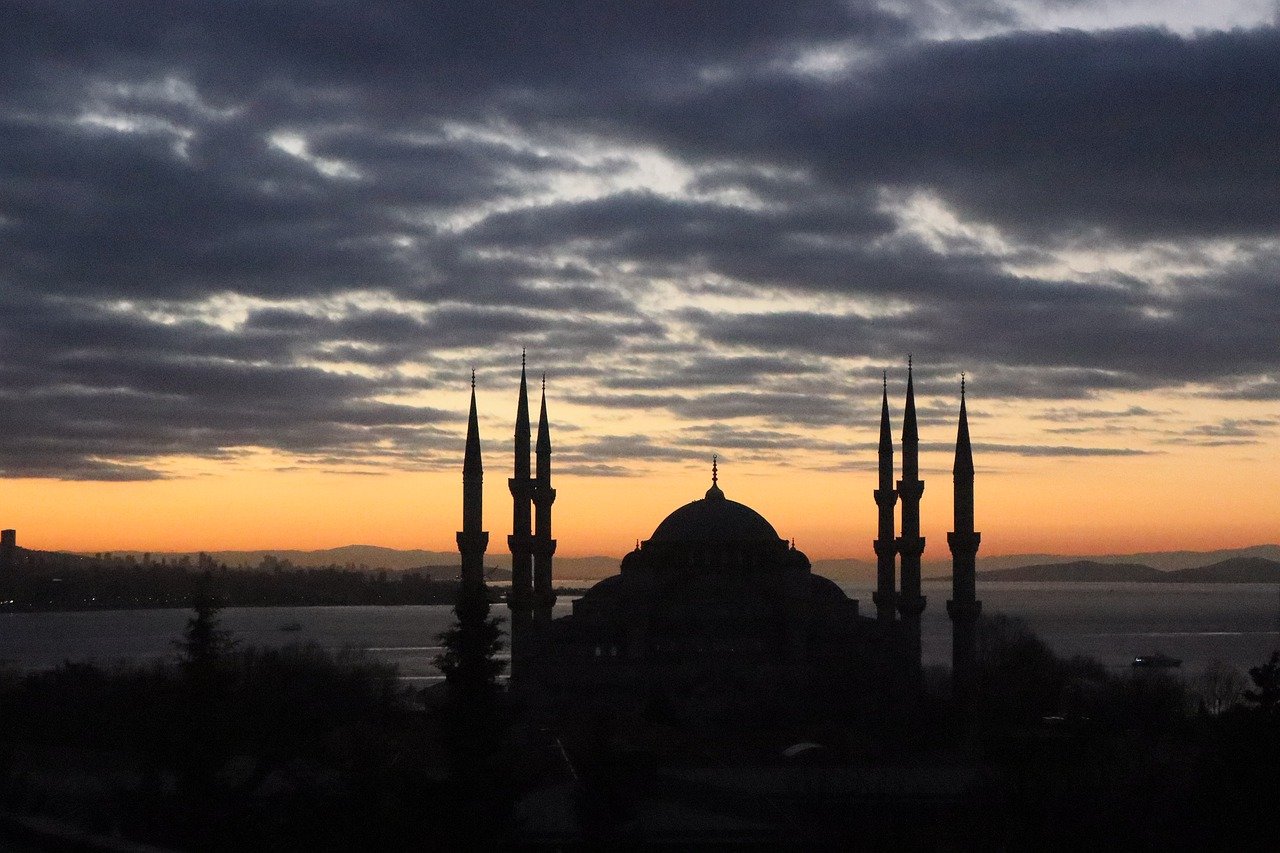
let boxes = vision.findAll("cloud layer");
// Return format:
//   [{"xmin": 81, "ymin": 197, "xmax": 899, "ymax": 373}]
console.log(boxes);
[{"xmin": 1, "ymin": 2, "xmax": 1277, "ymax": 478}]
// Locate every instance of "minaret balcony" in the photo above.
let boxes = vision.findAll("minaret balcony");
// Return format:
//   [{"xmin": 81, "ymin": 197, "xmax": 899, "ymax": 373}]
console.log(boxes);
[
  {"xmin": 508, "ymin": 533, "xmax": 537, "ymax": 551},
  {"xmin": 456, "ymin": 531, "xmax": 490, "ymax": 552},
  {"xmin": 895, "ymin": 535, "xmax": 926, "ymax": 559},
  {"xmin": 872, "ymin": 539, "xmax": 898, "ymax": 558},
  {"xmin": 873, "ymin": 487, "xmax": 898, "ymax": 507},
  {"xmin": 946, "ymin": 531, "xmax": 981, "ymax": 554},
  {"xmin": 896, "ymin": 479, "xmax": 925, "ymax": 500}
]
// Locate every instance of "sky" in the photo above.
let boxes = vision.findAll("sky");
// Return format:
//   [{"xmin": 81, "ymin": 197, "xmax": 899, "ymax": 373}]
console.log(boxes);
[{"xmin": 2, "ymin": 1, "xmax": 1279, "ymax": 559}]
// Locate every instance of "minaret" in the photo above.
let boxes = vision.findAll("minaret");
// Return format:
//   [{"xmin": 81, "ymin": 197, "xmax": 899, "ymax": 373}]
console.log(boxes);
[
  {"xmin": 896, "ymin": 356, "xmax": 926, "ymax": 682},
  {"xmin": 872, "ymin": 371, "xmax": 898, "ymax": 623},
  {"xmin": 507, "ymin": 352, "xmax": 535, "ymax": 679},
  {"xmin": 457, "ymin": 371, "xmax": 489, "ymax": 598},
  {"xmin": 532, "ymin": 373, "xmax": 557, "ymax": 627},
  {"xmin": 947, "ymin": 375, "xmax": 982, "ymax": 711}
]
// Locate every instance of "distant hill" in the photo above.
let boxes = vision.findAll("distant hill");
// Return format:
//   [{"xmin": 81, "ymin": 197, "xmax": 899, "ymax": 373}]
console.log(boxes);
[
  {"xmin": 810, "ymin": 558, "xmax": 878, "ymax": 583},
  {"xmin": 86, "ymin": 544, "xmax": 1280, "ymax": 584},
  {"xmin": 95, "ymin": 546, "xmax": 621, "ymax": 581},
  {"xmin": 1165, "ymin": 557, "xmax": 1280, "ymax": 583},
  {"xmin": 411, "ymin": 564, "xmax": 511, "ymax": 582},
  {"xmin": 939, "ymin": 544, "xmax": 1280, "ymax": 575},
  {"xmin": 975, "ymin": 560, "xmax": 1164, "ymax": 583}
]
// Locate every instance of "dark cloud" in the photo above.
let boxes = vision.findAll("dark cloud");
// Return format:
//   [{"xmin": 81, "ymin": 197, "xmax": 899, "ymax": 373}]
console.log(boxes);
[{"xmin": 0, "ymin": 4, "xmax": 1276, "ymax": 478}]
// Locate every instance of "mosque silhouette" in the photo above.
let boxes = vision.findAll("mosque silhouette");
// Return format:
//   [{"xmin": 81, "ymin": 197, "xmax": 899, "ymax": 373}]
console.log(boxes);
[{"xmin": 457, "ymin": 356, "xmax": 981, "ymax": 718}]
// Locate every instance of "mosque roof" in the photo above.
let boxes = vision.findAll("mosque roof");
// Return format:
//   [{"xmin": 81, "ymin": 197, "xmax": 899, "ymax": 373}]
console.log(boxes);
[{"xmin": 647, "ymin": 463, "xmax": 782, "ymax": 544}]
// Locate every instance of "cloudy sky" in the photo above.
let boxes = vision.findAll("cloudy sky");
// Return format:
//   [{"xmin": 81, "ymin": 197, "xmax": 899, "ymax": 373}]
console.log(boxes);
[{"xmin": 2, "ymin": 1, "xmax": 1278, "ymax": 557}]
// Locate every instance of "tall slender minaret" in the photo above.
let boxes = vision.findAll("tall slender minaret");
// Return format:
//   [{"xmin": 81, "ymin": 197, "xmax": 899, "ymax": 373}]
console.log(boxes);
[
  {"xmin": 872, "ymin": 371, "xmax": 899, "ymax": 624},
  {"xmin": 532, "ymin": 373, "xmax": 557, "ymax": 627},
  {"xmin": 896, "ymin": 357, "xmax": 926, "ymax": 681},
  {"xmin": 457, "ymin": 371, "xmax": 489, "ymax": 598},
  {"xmin": 947, "ymin": 375, "xmax": 982, "ymax": 710},
  {"xmin": 507, "ymin": 353, "xmax": 534, "ymax": 679}
]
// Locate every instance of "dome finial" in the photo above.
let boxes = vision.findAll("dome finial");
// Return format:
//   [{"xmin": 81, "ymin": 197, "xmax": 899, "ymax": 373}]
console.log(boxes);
[
  {"xmin": 961, "ymin": 371, "xmax": 966, "ymax": 399},
  {"xmin": 470, "ymin": 368, "xmax": 475, "ymax": 390},
  {"xmin": 705, "ymin": 454, "xmax": 724, "ymax": 500}
]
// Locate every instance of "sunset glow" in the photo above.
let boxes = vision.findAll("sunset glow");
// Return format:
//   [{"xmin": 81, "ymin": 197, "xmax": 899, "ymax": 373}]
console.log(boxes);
[{"xmin": 2, "ymin": 2, "xmax": 1278, "ymax": 562}]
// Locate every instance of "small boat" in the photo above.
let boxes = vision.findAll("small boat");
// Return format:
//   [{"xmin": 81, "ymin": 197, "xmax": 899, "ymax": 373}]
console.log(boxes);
[
  {"xmin": 1132, "ymin": 653, "xmax": 1181, "ymax": 669},
  {"xmin": 279, "ymin": 622, "xmax": 303, "ymax": 632}
]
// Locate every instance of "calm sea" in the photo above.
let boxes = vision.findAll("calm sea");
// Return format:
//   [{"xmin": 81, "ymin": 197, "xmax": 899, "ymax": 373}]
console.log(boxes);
[{"xmin": 1, "ymin": 580, "xmax": 1277, "ymax": 681}]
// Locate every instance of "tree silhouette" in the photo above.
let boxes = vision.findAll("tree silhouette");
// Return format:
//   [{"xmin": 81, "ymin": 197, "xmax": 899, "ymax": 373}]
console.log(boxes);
[
  {"xmin": 173, "ymin": 578, "xmax": 239, "ymax": 797},
  {"xmin": 433, "ymin": 581, "xmax": 513, "ymax": 841},
  {"xmin": 175, "ymin": 582, "xmax": 238, "ymax": 681},
  {"xmin": 1243, "ymin": 650, "xmax": 1280, "ymax": 715},
  {"xmin": 435, "ymin": 582, "xmax": 505, "ymax": 694},
  {"xmin": 1194, "ymin": 660, "xmax": 1245, "ymax": 716}
]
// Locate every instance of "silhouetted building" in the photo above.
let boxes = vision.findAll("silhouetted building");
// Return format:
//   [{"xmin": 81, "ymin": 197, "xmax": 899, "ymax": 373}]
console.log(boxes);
[
  {"xmin": 0, "ymin": 529, "xmax": 14, "ymax": 568},
  {"xmin": 532, "ymin": 374, "xmax": 557, "ymax": 628},
  {"xmin": 508, "ymin": 354, "xmax": 535, "ymax": 681},
  {"xmin": 873, "ymin": 374, "xmax": 898, "ymax": 624},
  {"xmin": 460, "ymin": 360, "xmax": 978, "ymax": 715},
  {"xmin": 896, "ymin": 357, "xmax": 926, "ymax": 684},
  {"xmin": 947, "ymin": 377, "xmax": 982, "ymax": 711},
  {"xmin": 538, "ymin": 460, "xmax": 887, "ymax": 718},
  {"xmin": 456, "ymin": 372, "xmax": 488, "ymax": 600},
  {"xmin": 506, "ymin": 354, "xmax": 559, "ymax": 683}
]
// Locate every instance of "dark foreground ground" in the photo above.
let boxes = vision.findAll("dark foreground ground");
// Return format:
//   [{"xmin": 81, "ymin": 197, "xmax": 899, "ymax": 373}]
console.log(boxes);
[{"xmin": 1, "ymin": 612, "xmax": 1277, "ymax": 850}]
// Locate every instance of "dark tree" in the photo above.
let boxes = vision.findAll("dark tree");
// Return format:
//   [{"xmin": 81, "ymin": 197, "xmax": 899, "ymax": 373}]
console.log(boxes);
[
  {"xmin": 433, "ymin": 582, "xmax": 513, "ymax": 841},
  {"xmin": 172, "ymin": 579, "xmax": 239, "ymax": 798},
  {"xmin": 434, "ymin": 583, "xmax": 505, "ymax": 694},
  {"xmin": 175, "ymin": 584, "xmax": 238, "ymax": 681},
  {"xmin": 1243, "ymin": 650, "xmax": 1280, "ymax": 715}
]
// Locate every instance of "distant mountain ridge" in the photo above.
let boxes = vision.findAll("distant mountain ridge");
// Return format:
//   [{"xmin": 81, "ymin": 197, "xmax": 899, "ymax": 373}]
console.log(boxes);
[
  {"xmin": 1164, "ymin": 557, "xmax": 1280, "ymax": 583},
  {"xmin": 974, "ymin": 556, "xmax": 1280, "ymax": 583},
  {"xmin": 87, "ymin": 544, "xmax": 1280, "ymax": 583},
  {"xmin": 976, "ymin": 560, "xmax": 1165, "ymax": 583},
  {"xmin": 92, "ymin": 545, "xmax": 620, "ymax": 581}
]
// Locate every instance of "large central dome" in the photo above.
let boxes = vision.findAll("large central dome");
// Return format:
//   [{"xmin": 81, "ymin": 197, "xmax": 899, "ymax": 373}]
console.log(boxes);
[{"xmin": 647, "ymin": 476, "xmax": 781, "ymax": 544}]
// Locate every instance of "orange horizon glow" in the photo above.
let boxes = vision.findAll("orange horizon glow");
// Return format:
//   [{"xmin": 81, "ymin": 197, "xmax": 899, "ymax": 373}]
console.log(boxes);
[
  {"xmin": 4, "ymin": 377, "xmax": 1276, "ymax": 562},
  {"xmin": 5, "ymin": 430, "xmax": 1275, "ymax": 562}
]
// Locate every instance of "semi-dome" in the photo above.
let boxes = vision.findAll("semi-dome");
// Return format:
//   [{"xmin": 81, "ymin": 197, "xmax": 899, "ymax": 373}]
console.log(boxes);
[{"xmin": 647, "ymin": 468, "xmax": 781, "ymax": 544}]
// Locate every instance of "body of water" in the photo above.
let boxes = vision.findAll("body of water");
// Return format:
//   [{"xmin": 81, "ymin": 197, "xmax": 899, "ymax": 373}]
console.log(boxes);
[{"xmin": 1, "ymin": 581, "xmax": 1277, "ymax": 681}]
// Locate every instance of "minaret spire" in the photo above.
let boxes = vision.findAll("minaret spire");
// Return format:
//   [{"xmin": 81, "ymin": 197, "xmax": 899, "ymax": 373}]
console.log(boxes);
[
  {"xmin": 872, "ymin": 370, "xmax": 899, "ymax": 623},
  {"xmin": 457, "ymin": 374, "xmax": 488, "ymax": 597},
  {"xmin": 948, "ymin": 374, "xmax": 981, "ymax": 716},
  {"xmin": 954, "ymin": 374, "xmax": 973, "ymax": 478},
  {"xmin": 896, "ymin": 356, "xmax": 926, "ymax": 684},
  {"xmin": 508, "ymin": 354, "xmax": 535, "ymax": 681},
  {"xmin": 463, "ymin": 372, "xmax": 481, "ymax": 477},
  {"xmin": 532, "ymin": 372, "xmax": 557, "ymax": 627}
]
